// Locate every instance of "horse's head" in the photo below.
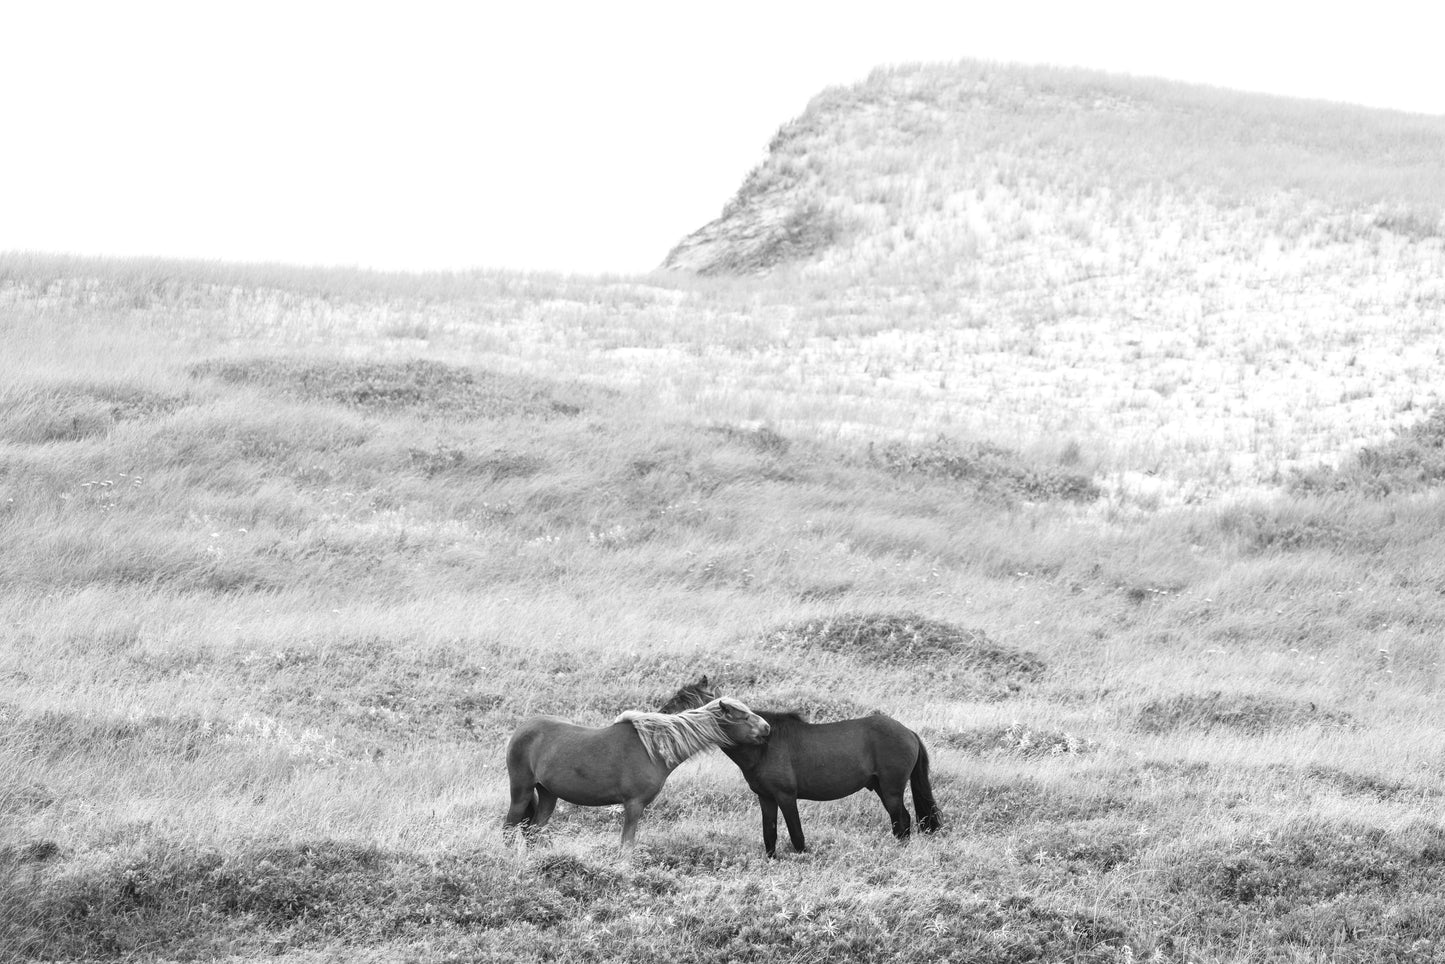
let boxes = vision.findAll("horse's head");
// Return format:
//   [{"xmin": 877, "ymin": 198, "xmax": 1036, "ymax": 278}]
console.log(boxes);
[
  {"xmin": 660, "ymin": 675, "xmax": 720, "ymax": 714},
  {"xmin": 709, "ymin": 696, "xmax": 770, "ymax": 745}
]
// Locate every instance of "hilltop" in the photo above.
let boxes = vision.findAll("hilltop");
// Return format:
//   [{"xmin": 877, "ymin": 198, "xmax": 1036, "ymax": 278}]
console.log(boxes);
[
  {"xmin": 661, "ymin": 61, "xmax": 1445, "ymax": 501},
  {"xmin": 665, "ymin": 60, "xmax": 1445, "ymax": 275}
]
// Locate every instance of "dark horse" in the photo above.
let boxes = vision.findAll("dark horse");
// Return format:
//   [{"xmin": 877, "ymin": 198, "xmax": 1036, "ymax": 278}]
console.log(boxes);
[
  {"xmin": 505, "ymin": 696, "xmax": 770, "ymax": 849},
  {"xmin": 661, "ymin": 677, "xmax": 941, "ymax": 856}
]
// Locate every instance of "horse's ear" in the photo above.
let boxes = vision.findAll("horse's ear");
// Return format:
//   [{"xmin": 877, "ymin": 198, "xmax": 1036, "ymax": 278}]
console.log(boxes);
[{"xmin": 698, "ymin": 674, "xmax": 709, "ymax": 687}]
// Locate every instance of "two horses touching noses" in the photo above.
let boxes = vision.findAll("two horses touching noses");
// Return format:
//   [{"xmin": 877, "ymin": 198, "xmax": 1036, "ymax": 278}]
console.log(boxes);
[
  {"xmin": 503, "ymin": 676, "xmax": 941, "ymax": 856},
  {"xmin": 503, "ymin": 695, "xmax": 770, "ymax": 849}
]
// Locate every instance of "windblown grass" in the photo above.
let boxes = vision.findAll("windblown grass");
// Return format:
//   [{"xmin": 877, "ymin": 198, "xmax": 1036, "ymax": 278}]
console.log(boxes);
[{"xmin": 6, "ymin": 58, "xmax": 1445, "ymax": 963}]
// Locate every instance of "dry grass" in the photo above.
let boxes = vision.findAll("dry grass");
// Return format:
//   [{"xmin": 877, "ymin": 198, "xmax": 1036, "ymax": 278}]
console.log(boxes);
[{"xmin": 5, "ymin": 59, "xmax": 1445, "ymax": 963}]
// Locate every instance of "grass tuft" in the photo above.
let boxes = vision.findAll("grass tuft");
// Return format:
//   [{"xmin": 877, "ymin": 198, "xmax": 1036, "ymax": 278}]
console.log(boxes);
[
  {"xmin": 760, "ymin": 612, "xmax": 1044, "ymax": 700},
  {"xmin": 869, "ymin": 437, "xmax": 1101, "ymax": 504},
  {"xmin": 189, "ymin": 357, "xmax": 599, "ymax": 420},
  {"xmin": 1134, "ymin": 691, "xmax": 1353, "ymax": 734}
]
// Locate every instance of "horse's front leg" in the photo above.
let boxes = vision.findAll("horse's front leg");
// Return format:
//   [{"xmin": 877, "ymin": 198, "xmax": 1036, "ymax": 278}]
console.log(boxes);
[
  {"xmin": 778, "ymin": 795, "xmax": 807, "ymax": 853},
  {"xmin": 619, "ymin": 797, "xmax": 646, "ymax": 851},
  {"xmin": 758, "ymin": 794, "xmax": 780, "ymax": 857}
]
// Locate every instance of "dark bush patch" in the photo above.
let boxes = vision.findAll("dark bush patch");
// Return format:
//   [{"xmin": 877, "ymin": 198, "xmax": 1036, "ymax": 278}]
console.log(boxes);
[
  {"xmin": 1213, "ymin": 502, "xmax": 1387, "ymax": 553},
  {"xmin": 1134, "ymin": 691, "xmax": 1353, "ymax": 735},
  {"xmin": 869, "ymin": 435, "xmax": 1101, "ymax": 503},
  {"xmin": 189, "ymin": 357, "xmax": 598, "ymax": 420},
  {"xmin": 760, "ymin": 612, "xmax": 1044, "ymax": 699},
  {"xmin": 1291, "ymin": 408, "xmax": 1445, "ymax": 498}
]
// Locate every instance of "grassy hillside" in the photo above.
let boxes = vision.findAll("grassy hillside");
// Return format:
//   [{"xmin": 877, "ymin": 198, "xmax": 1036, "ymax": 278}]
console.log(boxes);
[
  {"xmin": 5, "ymin": 60, "xmax": 1445, "ymax": 963},
  {"xmin": 666, "ymin": 62, "xmax": 1445, "ymax": 505}
]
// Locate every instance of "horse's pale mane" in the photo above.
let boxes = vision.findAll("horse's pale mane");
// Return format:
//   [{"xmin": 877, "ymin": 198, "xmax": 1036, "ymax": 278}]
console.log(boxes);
[{"xmin": 615, "ymin": 699, "xmax": 739, "ymax": 768}]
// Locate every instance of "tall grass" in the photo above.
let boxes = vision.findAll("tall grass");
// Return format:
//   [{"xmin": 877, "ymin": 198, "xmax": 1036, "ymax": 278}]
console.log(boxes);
[{"xmin": 6, "ymin": 59, "xmax": 1445, "ymax": 962}]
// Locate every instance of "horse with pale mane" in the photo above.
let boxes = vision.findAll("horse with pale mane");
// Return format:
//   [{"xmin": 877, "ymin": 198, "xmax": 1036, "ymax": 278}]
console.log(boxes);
[{"xmin": 504, "ymin": 696, "xmax": 770, "ymax": 848}]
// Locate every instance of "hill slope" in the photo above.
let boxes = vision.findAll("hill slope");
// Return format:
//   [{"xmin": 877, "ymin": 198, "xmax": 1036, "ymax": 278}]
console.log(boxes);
[
  {"xmin": 662, "ymin": 61, "xmax": 1445, "ymax": 500},
  {"xmin": 664, "ymin": 60, "xmax": 1445, "ymax": 276}
]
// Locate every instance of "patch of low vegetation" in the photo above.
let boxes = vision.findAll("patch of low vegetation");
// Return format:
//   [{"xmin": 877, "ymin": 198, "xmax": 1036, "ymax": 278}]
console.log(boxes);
[
  {"xmin": 1134, "ymin": 691, "xmax": 1353, "ymax": 735},
  {"xmin": 1301, "ymin": 764, "xmax": 1442, "ymax": 802},
  {"xmin": 931, "ymin": 721, "xmax": 1100, "ymax": 757},
  {"xmin": 2, "ymin": 707, "xmax": 220, "ymax": 762},
  {"xmin": 1291, "ymin": 408, "xmax": 1445, "ymax": 497},
  {"xmin": 189, "ymin": 357, "xmax": 598, "ymax": 420},
  {"xmin": 1156, "ymin": 820, "xmax": 1445, "ymax": 961},
  {"xmin": 1013, "ymin": 820, "xmax": 1147, "ymax": 872},
  {"xmin": 954, "ymin": 777, "xmax": 1134, "ymax": 831},
  {"xmin": 760, "ymin": 612, "xmax": 1044, "ymax": 700},
  {"xmin": 868, "ymin": 437, "xmax": 1101, "ymax": 504},
  {"xmin": 0, "ymin": 839, "xmax": 613, "ymax": 961},
  {"xmin": 666, "ymin": 887, "xmax": 1126, "ymax": 964},
  {"xmin": 405, "ymin": 442, "xmax": 545, "ymax": 480},
  {"xmin": 0, "ymin": 382, "xmax": 186, "ymax": 443},
  {"xmin": 705, "ymin": 422, "xmax": 791, "ymax": 456}
]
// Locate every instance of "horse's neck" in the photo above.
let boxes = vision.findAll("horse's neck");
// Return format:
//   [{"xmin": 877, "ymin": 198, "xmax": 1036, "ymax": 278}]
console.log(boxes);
[{"xmin": 722, "ymin": 742, "xmax": 766, "ymax": 772}]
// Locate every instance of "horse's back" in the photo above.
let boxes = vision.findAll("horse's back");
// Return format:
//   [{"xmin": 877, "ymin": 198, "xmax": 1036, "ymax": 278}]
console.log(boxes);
[
  {"xmin": 793, "ymin": 713, "xmax": 921, "ymax": 750},
  {"xmin": 764, "ymin": 713, "xmax": 922, "ymax": 798},
  {"xmin": 507, "ymin": 718, "xmax": 648, "ymax": 773}
]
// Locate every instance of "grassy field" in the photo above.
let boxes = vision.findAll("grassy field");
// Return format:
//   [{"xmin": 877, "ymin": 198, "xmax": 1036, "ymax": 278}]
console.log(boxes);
[{"xmin": 5, "ymin": 62, "xmax": 1445, "ymax": 963}]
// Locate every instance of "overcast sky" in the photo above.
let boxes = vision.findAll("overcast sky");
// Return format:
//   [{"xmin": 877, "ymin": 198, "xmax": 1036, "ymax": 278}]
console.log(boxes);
[{"xmin": 4, "ymin": 1, "xmax": 1441, "ymax": 276}]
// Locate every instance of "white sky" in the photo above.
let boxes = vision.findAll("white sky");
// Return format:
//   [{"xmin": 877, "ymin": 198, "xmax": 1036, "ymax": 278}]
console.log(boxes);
[{"xmin": 3, "ymin": 1, "xmax": 1441, "ymax": 276}]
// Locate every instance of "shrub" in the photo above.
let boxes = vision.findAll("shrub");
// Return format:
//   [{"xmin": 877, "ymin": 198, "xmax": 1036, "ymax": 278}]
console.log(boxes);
[
  {"xmin": 189, "ymin": 358, "xmax": 596, "ymax": 420},
  {"xmin": 1291, "ymin": 409, "xmax": 1445, "ymax": 497},
  {"xmin": 1134, "ymin": 692, "xmax": 1353, "ymax": 734},
  {"xmin": 869, "ymin": 436, "xmax": 1100, "ymax": 503},
  {"xmin": 759, "ymin": 612, "xmax": 1044, "ymax": 700}
]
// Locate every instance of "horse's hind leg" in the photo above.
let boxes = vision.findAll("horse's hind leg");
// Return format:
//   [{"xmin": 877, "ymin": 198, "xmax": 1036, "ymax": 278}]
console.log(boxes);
[
  {"xmin": 504, "ymin": 784, "xmax": 538, "ymax": 834},
  {"xmin": 874, "ymin": 784, "xmax": 912, "ymax": 841},
  {"xmin": 531, "ymin": 786, "xmax": 559, "ymax": 830},
  {"xmin": 778, "ymin": 795, "xmax": 807, "ymax": 853},
  {"xmin": 758, "ymin": 795, "xmax": 780, "ymax": 857}
]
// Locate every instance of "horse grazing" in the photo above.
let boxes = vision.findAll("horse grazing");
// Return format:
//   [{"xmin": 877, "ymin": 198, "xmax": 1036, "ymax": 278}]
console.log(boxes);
[
  {"xmin": 504, "ymin": 695, "xmax": 770, "ymax": 849},
  {"xmin": 661, "ymin": 677, "xmax": 941, "ymax": 857}
]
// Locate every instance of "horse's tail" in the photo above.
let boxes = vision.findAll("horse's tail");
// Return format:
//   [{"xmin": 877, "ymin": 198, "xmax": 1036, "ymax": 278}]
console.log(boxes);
[{"xmin": 911, "ymin": 739, "xmax": 942, "ymax": 833}]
